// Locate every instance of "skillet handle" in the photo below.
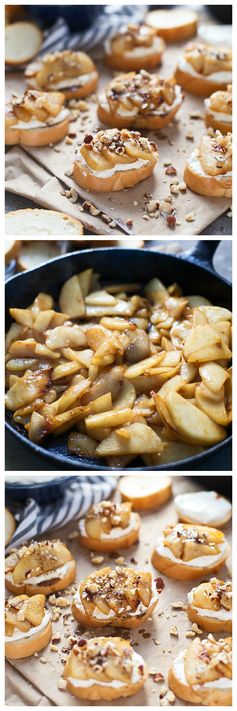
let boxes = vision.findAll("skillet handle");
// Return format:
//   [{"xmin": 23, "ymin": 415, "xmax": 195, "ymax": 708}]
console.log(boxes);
[{"xmin": 187, "ymin": 240, "xmax": 220, "ymax": 272}]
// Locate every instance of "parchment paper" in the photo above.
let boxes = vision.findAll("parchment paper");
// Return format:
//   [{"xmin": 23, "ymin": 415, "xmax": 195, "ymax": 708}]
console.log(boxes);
[
  {"xmin": 5, "ymin": 475, "xmax": 232, "ymax": 706},
  {"xmin": 5, "ymin": 42, "xmax": 231, "ymax": 236}
]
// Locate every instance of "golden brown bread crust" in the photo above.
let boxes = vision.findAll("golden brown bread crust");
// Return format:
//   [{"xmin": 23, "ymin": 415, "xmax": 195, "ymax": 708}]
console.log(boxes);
[
  {"xmin": 205, "ymin": 112, "xmax": 232, "ymax": 134},
  {"xmin": 98, "ymin": 94, "xmax": 182, "ymax": 130},
  {"xmin": 5, "ymin": 618, "xmax": 52, "ymax": 659},
  {"xmin": 147, "ymin": 18, "xmax": 197, "ymax": 43},
  {"xmin": 184, "ymin": 159, "xmax": 232, "ymax": 198},
  {"xmin": 187, "ymin": 603, "xmax": 232, "ymax": 633},
  {"xmin": 178, "ymin": 512, "xmax": 231, "ymax": 528},
  {"xmin": 72, "ymin": 592, "xmax": 158, "ymax": 629},
  {"xmin": 105, "ymin": 46, "xmax": 164, "ymax": 72},
  {"xmin": 5, "ymin": 115, "xmax": 69, "ymax": 146},
  {"xmin": 78, "ymin": 513, "xmax": 140, "ymax": 552},
  {"xmin": 73, "ymin": 156, "xmax": 157, "ymax": 192},
  {"xmin": 59, "ymin": 74, "xmax": 98, "ymax": 100},
  {"xmin": 66, "ymin": 664, "xmax": 148, "ymax": 701},
  {"xmin": 168, "ymin": 660, "xmax": 232, "ymax": 706},
  {"xmin": 151, "ymin": 545, "xmax": 229, "ymax": 580},
  {"xmin": 5, "ymin": 559, "xmax": 76, "ymax": 596},
  {"xmin": 119, "ymin": 479, "xmax": 172, "ymax": 511},
  {"xmin": 175, "ymin": 66, "xmax": 229, "ymax": 97}
]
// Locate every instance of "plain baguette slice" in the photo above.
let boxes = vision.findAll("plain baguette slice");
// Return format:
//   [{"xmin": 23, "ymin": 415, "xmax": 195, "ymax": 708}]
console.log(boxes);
[
  {"xmin": 5, "ymin": 21, "xmax": 43, "ymax": 65},
  {"xmin": 6, "ymin": 209, "xmax": 84, "ymax": 237},
  {"xmin": 119, "ymin": 475, "xmax": 172, "ymax": 510},
  {"xmin": 146, "ymin": 8, "xmax": 198, "ymax": 42}
]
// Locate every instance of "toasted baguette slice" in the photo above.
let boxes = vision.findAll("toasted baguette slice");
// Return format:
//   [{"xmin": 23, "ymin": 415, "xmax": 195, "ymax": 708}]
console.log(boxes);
[
  {"xmin": 5, "ymin": 21, "xmax": 43, "ymax": 65},
  {"xmin": 119, "ymin": 476, "xmax": 172, "ymax": 511},
  {"xmin": 6, "ymin": 209, "xmax": 84, "ymax": 238},
  {"xmin": 146, "ymin": 9, "xmax": 198, "ymax": 42},
  {"xmin": 5, "ymin": 240, "xmax": 22, "ymax": 263},
  {"xmin": 5, "ymin": 508, "xmax": 16, "ymax": 546}
]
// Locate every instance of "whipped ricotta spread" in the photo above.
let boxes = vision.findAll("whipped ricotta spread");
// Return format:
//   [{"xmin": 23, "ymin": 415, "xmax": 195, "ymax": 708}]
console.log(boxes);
[
  {"xmin": 178, "ymin": 57, "xmax": 232, "ymax": 83},
  {"xmin": 99, "ymin": 85, "xmax": 182, "ymax": 119},
  {"xmin": 173, "ymin": 650, "xmax": 232, "ymax": 690},
  {"xmin": 68, "ymin": 650, "xmax": 144, "ymax": 688},
  {"xmin": 6, "ymin": 560, "xmax": 73, "ymax": 587},
  {"xmin": 204, "ymin": 98, "xmax": 232, "ymax": 123},
  {"xmin": 187, "ymin": 589, "xmax": 231, "ymax": 621},
  {"xmin": 79, "ymin": 511, "xmax": 137, "ymax": 540},
  {"xmin": 175, "ymin": 491, "xmax": 232, "ymax": 525},
  {"xmin": 5, "ymin": 609, "xmax": 51, "ymax": 643},
  {"xmin": 10, "ymin": 107, "xmax": 69, "ymax": 131},
  {"xmin": 155, "ymin": 538, "xmax": 228, "ymax": 568},
  {"xmin": 74, "ymin": 581, "xmax": 158, "ymax": 621},
  {"xmin": 28, "ymin": 72, "xmax": 96, "ymax": 91},
  {"xmin": 188, "ymin": 149, "xmax": 232, "ymax": 179},
  {"xmin": 78, "ymin": 154, "xmax": 149, "ymax": 178}
]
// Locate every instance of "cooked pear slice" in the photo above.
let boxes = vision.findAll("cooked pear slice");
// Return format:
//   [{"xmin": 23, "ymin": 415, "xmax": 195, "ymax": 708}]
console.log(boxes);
[
  {"xmin": 107, "ymin": 148, "xmax": 134, "ymax": 166},
  {"xmin": 195, "ymin": 383, "xmax": 228, "ymax": 426},
  {"xmin": 5, "ymin": 621, "xmax": 14, "ymax": 637},
  {"xmin": 85, "ymin": 517, "xmax": 104, "ymax": 540},
  {"xmin": 96, "ymin": 422, "xmax": 163, "ymax": 456},
  {"xmin": 12, "ymin": 540, "xmax": 72, "ymax": 585},
  {"xmin": 164, "ymin": 391, "xmax": 226, "ymax": 445},
  {"xmin": 24, "ymin": 594, "xmax": 46, "ymax": 626},
  {"xmin": 185, "ymin": 637, "xmax": 220, "ymax": 686},
  {"xmin": 81, "ymin": 144, "xmax": 112, "ymax": 171},
  {"xmin": 105, "ymin": 657, "xmax": 130, "ymax": 683},
  {"xmin": 94, "ymin": 597, "xmax": 111, "ymax": 616},
  {"xmin": 137, "ymin": 572, "xmax": 152, "ymax": 607},
  {"xmin": 192, "ymin": 582, "xmax": 220, "ymax": 611},
  {"xmin": 182, "ymin": 540, "xmax": 218, "ymax": 562},
  {"xmin": 64, "ymin": 649, "xmax": 88, "ymax": 681},
  {"xmin": 59, "ymin": 274, "xmax": 85, "ymax": 318},
  {"xmin": 124, "ymin": 140, "xmax": 152, "ymax": 161},
  {"xmin": 199, "ymin": 362, "xmax": 229, "ymax": 393}
]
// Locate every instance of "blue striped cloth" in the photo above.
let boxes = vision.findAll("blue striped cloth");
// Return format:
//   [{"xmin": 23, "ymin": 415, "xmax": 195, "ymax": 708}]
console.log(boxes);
[
  {"xmin": 40, "ymin": 6, "xmax": 147, "ymax": 54},
  {"xmin": 6, "ymin": 476, "xmax": 116, "ymax": 552}
]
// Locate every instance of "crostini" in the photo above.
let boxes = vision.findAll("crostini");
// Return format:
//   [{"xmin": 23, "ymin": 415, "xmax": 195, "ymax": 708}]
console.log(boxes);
[
  {"xmin": 5, "ymin": 593, "xmax": 52, "ymax": 659},
  {"xmin": 63, "ymin": 636, "xmax": 148, "ymax": 701},
  {"xmin": 72, "ymin": 566, "xmax": 158, "ymax": 628},
  {"xmin": 104, "ymin": 23, "xmax": 165, "ymax": 71},
  {"xmin": 174, "ymin": 490, "xmax": 232, "ymax": 528},
  {"xmin": 146, "ymin": 8, "xmax": 198, "ymax": 43},
  {"xmin": 204, "ymin": 84, "xmax": 232, "ymax": 133},
  {"xmin": 168, "ymin": 635, "xmax": 232, "ymax": 706},
  {"xmin": 5, "ymin": 89, "xmax": 70, "ymax": 146},
  {"xmin": 175, "ymin": 42, "xmax": 232, "ymax": 96},
  {"xmin": 187, "ymin": 578, "xmax": 232, "ymax": 633},
  {"xmin": 184, "ymin": 130, "xmax": 232, "ymax": 198},
  {"xmin": 151, "ymin": 523, "xmax": 229, "ymax": 580},
  {"xmin": 119, "ymin": 475, "xmax": 172, "ymax": 511},
  {"xmin": 25, "ymin": 50, "xmax": 98, "ymax": 100},
  {"xmin": 78, "ymin": 500, "xmax": 140, "ymax": 552},
  {"xmin": 5, "ymin": 539, "xmax": 76, "ymax": 595},
  {"xmin": 98, "ymin": 70, "xmax": 183, "ymax": 130},
  {"xmin": 5, "ymin": 209, "xmax": 84, "ymax": 237},
  {"xmin": 73, "ymin": 128, "xmax": 158, "ymax": 192}
]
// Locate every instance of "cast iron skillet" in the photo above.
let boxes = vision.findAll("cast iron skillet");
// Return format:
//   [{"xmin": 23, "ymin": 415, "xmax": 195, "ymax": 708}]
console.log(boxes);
[{"xmin": 5, "ymin": 241, "xmax": 232, "ymax": 471}]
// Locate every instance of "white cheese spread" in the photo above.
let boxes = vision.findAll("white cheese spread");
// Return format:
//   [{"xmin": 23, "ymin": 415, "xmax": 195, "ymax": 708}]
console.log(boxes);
[
  {"xmin": 10, "ymin": 107, "xmax": 69, "ymax": 130},
  {"xmin": 187, "ymin": 589, "xmax": 231, "ymax": 621},
  {"xmin": 79, "ymin": 511, "xmax": 137, "ymax": 540},
  {"xmin": 73, "ymin": 581, "xmax": 158, "ymax": 621},
  {"xmin": 6, "ymin": 560, "xmax": 73, "ymax": 587},
  {"xmin": 78, "ymin": 154, "xmax": 150, "ymax": 178},
  {"xmin": 204, "ymin": 98, "xmax": 232, "ymax": 123},
  {"xmin": 173, "ymin": 649, "xmax": 232, "ymax": 690},
  {"xmin": 188, "ymin": 149, "xmax": 232, "ymax": 179},
  {"xmin": 174, "ymin": 490, "xmax": 232, "ymax": 525},
  {"xmin": 155, "ymin": 538, "xmax": 228, "ymax": 568},
  {"xmin": 178, "ymin": 57, "xmax": 232, "ymax": 83},
  {"xmin": 67, "ymin": 650, "xmax": 144, "ymax": 688}
]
